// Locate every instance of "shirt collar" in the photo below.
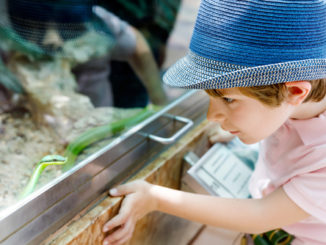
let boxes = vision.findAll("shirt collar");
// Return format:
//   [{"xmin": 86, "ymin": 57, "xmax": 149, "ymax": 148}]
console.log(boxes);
[{"xmin": 288, "ymin": 110, "xmax": 326, "ymax": 145}]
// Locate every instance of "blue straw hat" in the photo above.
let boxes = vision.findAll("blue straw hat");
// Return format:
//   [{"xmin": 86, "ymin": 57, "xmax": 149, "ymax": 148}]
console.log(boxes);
[{"xmin": 163, "ymin": 0, "xmax": 326, "ymax": 89}]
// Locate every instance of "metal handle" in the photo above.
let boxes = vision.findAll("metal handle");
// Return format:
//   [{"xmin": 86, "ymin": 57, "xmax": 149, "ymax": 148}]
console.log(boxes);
[{"xmin": 141, "ymin": 114, "xmax": 194, "ymax": 144}]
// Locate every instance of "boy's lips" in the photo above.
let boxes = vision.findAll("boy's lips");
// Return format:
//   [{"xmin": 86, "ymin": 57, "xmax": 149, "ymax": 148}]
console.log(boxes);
[
  {"xmin": 221, "ymin": 126, "xmax": 240, "ymax": 135},
  {"xmin": 229, "ymin": 130, "xmax": 240, "ymax": 135}
]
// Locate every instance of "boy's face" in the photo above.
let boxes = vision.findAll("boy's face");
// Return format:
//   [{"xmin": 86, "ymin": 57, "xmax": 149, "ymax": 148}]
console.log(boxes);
[{"xmin": 207, "ymin": 87, "xmax": 293, "ymax": 144}]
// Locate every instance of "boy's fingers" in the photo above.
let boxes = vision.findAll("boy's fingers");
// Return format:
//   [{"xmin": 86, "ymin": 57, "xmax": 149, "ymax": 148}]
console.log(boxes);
[
  {"xmin": 106, "ymin": 219, "xmax": 133, "ymax": 243},
  {"xmin": 103, "ymin": 219, "xmax": 134, "ymax": 245},
  {"xmin": 109, "ymin": 183, "xmax": 133, "ymax": 196},
  {"xmin": 103, "ymin": 213, "xmax": 127, "ymax": 232},
  {"xmin": 109, "ymin": 181, "xmax": 141, "ymax": 196},
  {"xmin": 103, "ymin": 197, "xmax": 133, "ymax": 232}
]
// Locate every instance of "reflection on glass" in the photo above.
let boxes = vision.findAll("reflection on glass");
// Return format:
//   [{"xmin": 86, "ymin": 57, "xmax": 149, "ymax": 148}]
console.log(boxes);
[{"xmin": 0, "ymin": 0, "xmax": 193, "ymax": 212}]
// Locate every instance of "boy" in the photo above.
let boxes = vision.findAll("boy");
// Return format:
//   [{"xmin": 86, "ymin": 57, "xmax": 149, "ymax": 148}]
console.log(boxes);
[{"xmin": 102, "ymin": 0, "xmax": 326, "ymax": 244}]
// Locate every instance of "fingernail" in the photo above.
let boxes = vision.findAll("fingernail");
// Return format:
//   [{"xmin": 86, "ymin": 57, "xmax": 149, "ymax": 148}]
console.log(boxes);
[
  {"xmin": 109, "ymin": 188, "xmax": 118, "ymax": 195},
  {"xmin": 103, "ymin": 241, "xmax": 109, "ymax": 245}
]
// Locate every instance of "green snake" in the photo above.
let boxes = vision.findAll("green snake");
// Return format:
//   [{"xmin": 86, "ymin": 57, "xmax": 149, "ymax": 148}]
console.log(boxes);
[{"xmin": 21, "ymin": 106, "xmax": 157, "ymax": 197}]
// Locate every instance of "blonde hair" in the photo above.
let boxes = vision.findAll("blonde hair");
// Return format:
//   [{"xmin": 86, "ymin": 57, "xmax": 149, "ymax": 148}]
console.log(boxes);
[{"xmin": 205, "ymin": 78, "xmax": 326, "ymax": 107}]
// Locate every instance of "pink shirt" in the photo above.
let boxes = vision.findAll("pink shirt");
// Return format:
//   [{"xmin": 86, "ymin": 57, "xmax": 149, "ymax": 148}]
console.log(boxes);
[{"xmin": 249, "ymin": 110, "xmax": 326, "ymax": 244}]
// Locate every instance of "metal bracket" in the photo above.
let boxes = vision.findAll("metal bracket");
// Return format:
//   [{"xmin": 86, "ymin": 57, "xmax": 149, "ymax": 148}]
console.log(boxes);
[{"xmin": 139, "ymin": 114, "xmax": 194, "ymax": 144}]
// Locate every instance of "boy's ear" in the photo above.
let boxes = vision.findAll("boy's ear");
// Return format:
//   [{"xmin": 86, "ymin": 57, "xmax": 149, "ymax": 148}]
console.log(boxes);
[{"xmin": 285, "ymin": 81, "xmax": 311, "ymax": 105}]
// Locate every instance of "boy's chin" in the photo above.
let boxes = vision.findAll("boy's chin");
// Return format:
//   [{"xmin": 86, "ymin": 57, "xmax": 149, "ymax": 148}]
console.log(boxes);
[{"xmin": 237, "ymin": 136, "xmax": 261, "ymax": 145}]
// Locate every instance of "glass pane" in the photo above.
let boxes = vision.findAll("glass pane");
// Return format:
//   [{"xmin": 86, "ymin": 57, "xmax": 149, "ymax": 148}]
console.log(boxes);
[{"xmin": 0, "ymin": 0, "xmax": 199, "ymax": 213}]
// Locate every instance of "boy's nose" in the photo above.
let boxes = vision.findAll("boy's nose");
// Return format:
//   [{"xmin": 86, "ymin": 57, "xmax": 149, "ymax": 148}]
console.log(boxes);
[{"xmin": 206, "ymin": 98, "xmax": 225, "ymax": 123}]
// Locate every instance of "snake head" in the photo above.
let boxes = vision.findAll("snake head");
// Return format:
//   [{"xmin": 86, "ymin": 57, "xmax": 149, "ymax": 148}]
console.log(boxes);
[
  {"xmin": 39, "ymin": 155, "xmax": 67, "ymax": 164},
  {"xmin": 20, "ymin": 155, "xmax": 68, "ymax": 198}
]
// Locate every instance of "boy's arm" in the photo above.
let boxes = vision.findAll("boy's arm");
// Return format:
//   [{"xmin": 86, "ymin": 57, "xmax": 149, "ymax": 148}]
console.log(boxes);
[
  {"xmin": 102, "ymin": 180, "xmax": 309, "ymax": 245},
  {"xmin": 151, "ymin": 183, "xmax": 308, "ymax": 233}
]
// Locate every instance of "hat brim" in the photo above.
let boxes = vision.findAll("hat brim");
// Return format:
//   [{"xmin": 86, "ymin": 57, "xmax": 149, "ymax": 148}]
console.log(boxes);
[{"xmin": 163, "ymin": 51, "xmax": 326, "ymax": 89}]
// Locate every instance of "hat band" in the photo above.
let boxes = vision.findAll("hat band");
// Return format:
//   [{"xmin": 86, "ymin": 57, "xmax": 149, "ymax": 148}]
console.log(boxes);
[
  {"xmin": 188, "ymin": 51, "xmax": 248, "ymax": 73},
  {"xmin": 163, "ymin": 51, "xmax": 326, "ymax": 89},
  {"xmin": 190, "ymin": 51, "xmax": 326, "ymax": 89}
]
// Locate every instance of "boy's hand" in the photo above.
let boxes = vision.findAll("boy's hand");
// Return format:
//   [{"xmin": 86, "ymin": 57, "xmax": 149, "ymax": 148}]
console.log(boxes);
[{"xmin": 102, "ymin": 180, "xmax": 157, "ymax": 245}]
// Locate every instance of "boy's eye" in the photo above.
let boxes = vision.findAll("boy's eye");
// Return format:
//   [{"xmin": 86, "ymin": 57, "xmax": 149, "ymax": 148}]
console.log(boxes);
[{"xmin": 222, "ymin": 97, "xmax": 234, "ymax": 103}]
